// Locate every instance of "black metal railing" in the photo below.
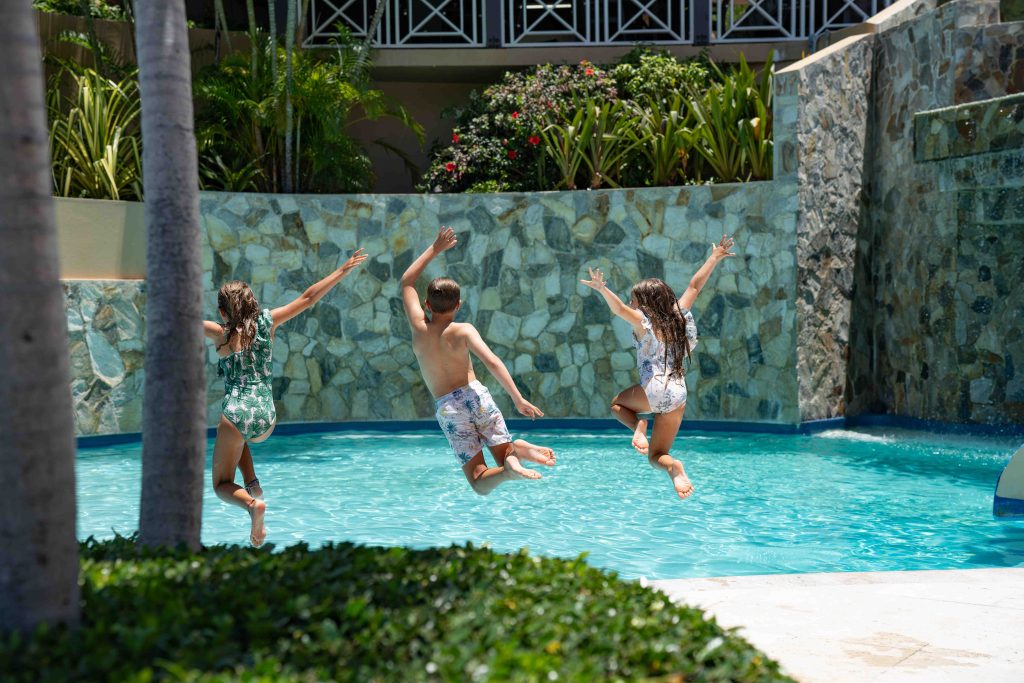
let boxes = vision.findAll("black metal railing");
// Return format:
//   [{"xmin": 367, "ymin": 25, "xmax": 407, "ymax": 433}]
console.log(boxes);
[{"xmin": 303, "ymin": 0, "xmax": 896, "ymax": 48}]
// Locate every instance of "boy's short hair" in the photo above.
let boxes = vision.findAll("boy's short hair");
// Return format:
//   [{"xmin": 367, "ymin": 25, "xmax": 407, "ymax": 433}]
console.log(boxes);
[{"xmin": 427, "ymin": 278, "xmax": 460, "ymax": 313}]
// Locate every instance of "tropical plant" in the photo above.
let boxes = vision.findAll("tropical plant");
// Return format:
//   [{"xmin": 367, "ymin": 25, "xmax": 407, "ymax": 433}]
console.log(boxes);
[
  {"xmin": 47, "ymin": 62, "xmax": 142, "ymax": 200},
  {"xmin": 627, "ymin": 94, "xmax": 696, "ymax": 187},
  {"xmin": 134, "ymin": 0, "xmax": 206, "ymax": 551},
  {"xmin": 32, "ymin": 0, "xmax": 127, "ymax": 21},
  {"xmin": 539, "ymin": 106, "xmax": 591, "ymax": 190},
  {"xmin": 420, "ymin": 61, "xmax": 617, "ymax": 193},
  {"xmin": 577, "ymin": 98, "xmax": 639, "ymax": 189},
  {"xmin": 688, "ymin": 53, "xmax": 774, "ymax": 183},
  {"xmin": 0, "ymin": 538, "xmax": 794, "ymax": 682},
  {"xmin": 0, "ymin": 0, "xmax": 80, "ymax": 633},
  {"xmin": 194, "ymin": 30, "xmax": 423, "ymax": 193},
  {"xmin": 611, "ymin": 46, "xmax": 714, "ymax": 105}
]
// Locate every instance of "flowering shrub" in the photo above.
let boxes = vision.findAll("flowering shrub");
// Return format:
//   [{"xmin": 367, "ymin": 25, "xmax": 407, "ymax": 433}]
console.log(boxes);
[
  {"xmin": 421, "ymin": 50, "xmax": 773, "ymax": 192},
  {"xmin": 418, "ymin": 61, "xmax": 616, "ymax": 193}
]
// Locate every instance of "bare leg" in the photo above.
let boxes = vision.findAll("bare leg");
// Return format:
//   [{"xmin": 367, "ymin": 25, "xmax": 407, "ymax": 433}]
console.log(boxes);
[
  {"xmin": 647, "ymin": 404, "xmax": 693, "ymax": 500},
  {"xmin": 212, "ymin": 415, "xmax": 267, "ymax": 546},
  {"xmin": 463, "ymin": 444, "xmax": 540, "ymax": 496},
  {"xmin": 611, "ymin": 384, "xmax": 652, "ymax": 455},
  {"xmin": 238, "ymin": 443, "xmax": 263, "ymax": 499}
]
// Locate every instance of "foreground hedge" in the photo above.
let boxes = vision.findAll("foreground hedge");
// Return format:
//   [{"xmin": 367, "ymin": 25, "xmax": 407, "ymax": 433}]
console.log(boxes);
[{"xmin": 1, "ymin": 539, "xmax": 792, "ymax": 682}]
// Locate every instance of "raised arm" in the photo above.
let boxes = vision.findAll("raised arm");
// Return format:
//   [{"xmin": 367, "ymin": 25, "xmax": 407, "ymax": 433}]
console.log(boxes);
[
  {"xmin": 465, "ymin": 325, "xmax": 544, "ymax": 419},
  {"xmin": 203, "ymin": 320, "xmax": 225, "ymax": 341},
  {"xmin": 269, "ymin": 248, "xmax": 368, "ymax": 331},
  {"xmin": 580, "ymin": 266, "xmax": 644, "ymax": 334},
  {"xmin": 400, "ymin": 226, "xmax": 457, "ymax": 330},
  {"xmin": 678, "ymin": 235, "xmax": 735, "ymax": 310}
]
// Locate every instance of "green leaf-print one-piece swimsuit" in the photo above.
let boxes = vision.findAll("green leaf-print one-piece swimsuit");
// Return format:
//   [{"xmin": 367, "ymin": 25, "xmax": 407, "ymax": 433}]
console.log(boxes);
[{"xmin": 218, "ymin": 309, "xmax": 276, "ymax": 440}]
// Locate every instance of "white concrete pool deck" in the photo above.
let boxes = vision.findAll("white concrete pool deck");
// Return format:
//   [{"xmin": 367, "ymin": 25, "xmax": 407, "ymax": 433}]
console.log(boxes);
[{"xmin": 651, "ymin": 568, "xmax": 1024, "ymax": 682}]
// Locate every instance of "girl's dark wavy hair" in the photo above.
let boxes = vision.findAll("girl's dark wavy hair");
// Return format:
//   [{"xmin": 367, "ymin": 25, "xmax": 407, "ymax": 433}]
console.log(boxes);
[
  {"xmin": 631, "ymin": 278, "xmax": 691, "ymax": 379},
  {"xmin": 217, "ymin": 280, "xmax": 260, "ymax": 354}
]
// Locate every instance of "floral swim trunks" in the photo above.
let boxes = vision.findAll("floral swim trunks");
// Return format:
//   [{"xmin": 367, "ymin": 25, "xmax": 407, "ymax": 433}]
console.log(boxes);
[{"xmin": 435, "ymin": 380, "xmax": 512, "ymax": 465}]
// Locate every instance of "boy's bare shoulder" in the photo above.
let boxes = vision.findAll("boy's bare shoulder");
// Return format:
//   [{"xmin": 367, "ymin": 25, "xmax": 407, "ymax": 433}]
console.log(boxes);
[{"xmin": 449, "ymin": 321, "xmax": 479, "ymax": 336}]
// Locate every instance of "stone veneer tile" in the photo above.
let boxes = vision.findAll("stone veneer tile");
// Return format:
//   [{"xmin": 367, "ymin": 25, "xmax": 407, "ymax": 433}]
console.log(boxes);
[{"xmin": 68, "ymin": 184, "xmax": 799, "ymax": 435}]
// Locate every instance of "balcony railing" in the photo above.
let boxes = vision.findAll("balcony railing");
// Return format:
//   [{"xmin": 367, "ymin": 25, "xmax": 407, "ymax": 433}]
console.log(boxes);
[{"xmin": 303, "ymin": 0, "xmax": 896, "ymax": 48}]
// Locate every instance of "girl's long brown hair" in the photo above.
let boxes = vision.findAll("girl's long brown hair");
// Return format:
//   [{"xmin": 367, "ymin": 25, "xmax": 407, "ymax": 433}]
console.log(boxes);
[
  {"xmin": 217, "ymin": 281, "xmax": 260, "ymax": 354},
  {"xmin": 631, "ymin": 278, "xmax": 691, "ymax": 379}
]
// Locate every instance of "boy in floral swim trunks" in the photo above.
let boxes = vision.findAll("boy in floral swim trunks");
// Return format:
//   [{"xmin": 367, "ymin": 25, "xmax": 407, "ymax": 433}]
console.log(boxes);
[{"xmin": 400, "ymin": 227, "xmax": 556, "ymax": 493}]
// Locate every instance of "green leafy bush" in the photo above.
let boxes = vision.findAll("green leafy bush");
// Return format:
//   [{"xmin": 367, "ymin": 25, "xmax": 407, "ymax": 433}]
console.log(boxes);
[
  {"xmin": 33, "ymin": 0, "xmax": 128, "ymax": 21},
  {"xmin": 422, "ymin": 49, "xmax": 773, "ymax": 192},
  {"xmin": 419, "ymin": 61, "xmax": 617, "ymax": 194},
  {"xmin": 611, "ymin": 47, "xmax": 714, "ymax": 105},
  {"xmin": 194, "ymin": 32, "xmax": 422, "ymax": 194},
  {"xmin": 0, "ymin": 538, "xmax": 793, "ymax": 682}
]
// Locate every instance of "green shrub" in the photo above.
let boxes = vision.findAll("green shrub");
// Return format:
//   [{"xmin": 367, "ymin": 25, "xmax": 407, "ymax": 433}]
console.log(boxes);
[
  {"xmin": 611, "ymin": 47, "xmax": 714, "ymax": 105},
  {"xmin": 422, "ymin": 50, "xmax": 773, "ymax": 192},
  {"xmin": 0, "ymin": 538, "xmax": 793, "ymax": 682},
  {"xmin": 47, "ymin": 61, "xmax": 142, "ymax": 200},
  {"xmin": 33, "ymin": 0, "xmax": 128, "ymax": 21},
  {"xmin": 419, "ymin": 62, "xmax": 617, "ymax": 193},
  {"xmin": 194, "ymin": 32, "xmax": 422, "ymax": 194}
]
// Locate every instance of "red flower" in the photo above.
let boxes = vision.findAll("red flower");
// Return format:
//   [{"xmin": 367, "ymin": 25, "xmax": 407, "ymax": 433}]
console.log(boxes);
[
  {"xmin": 508, "ymin": 150, "xmax": 517, "ymax": 160},
  {"xmin": 452, "ymin": 133, "xmax": 459, "ymax": 144},
  {"xmin": 445, "ymin": 162, "xmax": 456, "ymax": 172},
  {"xmin": 528, "ymin": 135, "xmax": 540, "ymax": 146},
  {"xmin": 511, "ymin": 111, "xmax": 519, "ymax": 119},
  {"xmin": 585, "ymin": 68, "xmax": 594, "ymax": 76}
]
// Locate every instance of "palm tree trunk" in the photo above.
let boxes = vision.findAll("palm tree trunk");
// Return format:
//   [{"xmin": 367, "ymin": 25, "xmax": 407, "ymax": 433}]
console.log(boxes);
[
  {"xmin": 268, "ymin": 0, "xmax": 278, "ymax": 84},
  {"xmin": 365, "ymin": 0, "xmax": 385, "ymax": 49},
  {"xmin": 246, "ymin": 0, "xmax": 258, "ymax": 78},
  {"xmin": 134, "ymin": 0, "xmax": 206, "ymax": 551},
  {"xmin": 283, "ymin": 0, "xmax": 296, "ymax": 193},
  {"xmin": 0, "ymin": 0, "xmax": 80, "ymax": 632}
]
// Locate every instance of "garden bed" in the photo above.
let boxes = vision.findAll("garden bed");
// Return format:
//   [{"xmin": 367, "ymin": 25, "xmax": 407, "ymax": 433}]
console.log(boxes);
[{"xmin": 1, "ymin": 538, "xmax": 792, "ymax": 681}]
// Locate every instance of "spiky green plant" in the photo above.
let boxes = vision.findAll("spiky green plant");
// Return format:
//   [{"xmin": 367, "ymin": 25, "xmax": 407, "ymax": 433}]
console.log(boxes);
[{"xmin": 47, "ymin": 63, "xmax": 142, "ymax": 200}]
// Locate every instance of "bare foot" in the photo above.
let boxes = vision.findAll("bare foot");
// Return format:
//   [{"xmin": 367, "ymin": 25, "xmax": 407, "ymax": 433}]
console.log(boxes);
[
  {"xmin": 514, "ymin": 439, "xmax": 556, "ymax": 466},
  {"xmin": 248, "ymin": 499, "xmax": 267, "ymax": 547},
  {"xmin": 669, "ymin": 460, "xmax": 694, "ymax": 500},
  {"xmin": 632, "ymin": 428, "xmax": 649, "ymax": 455},
  {"xmin": 503, "ymin": 454, "xmax": 542, "ymax": 480}
]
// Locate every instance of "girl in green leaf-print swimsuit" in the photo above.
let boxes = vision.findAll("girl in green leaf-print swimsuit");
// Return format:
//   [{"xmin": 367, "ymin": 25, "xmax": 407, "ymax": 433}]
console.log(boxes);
[
  {"xmin": 204, "ymin": 249, "xmax": 368, "ymax": 547},
  {"xmin": 219, "ymin": 308, "xmax": 276, "ymax": 440}
]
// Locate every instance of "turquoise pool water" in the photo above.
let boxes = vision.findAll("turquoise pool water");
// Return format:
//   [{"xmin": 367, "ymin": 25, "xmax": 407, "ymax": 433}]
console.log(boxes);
[{"xmin": 77, "ymin": 427, "xmax": 1024, "ymax": 579}]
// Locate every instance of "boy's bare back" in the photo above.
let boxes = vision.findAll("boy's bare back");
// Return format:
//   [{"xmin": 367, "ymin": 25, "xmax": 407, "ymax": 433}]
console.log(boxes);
[{"xmin": 409, "ymin": 318, "xmax": 481, "ymax": 398}]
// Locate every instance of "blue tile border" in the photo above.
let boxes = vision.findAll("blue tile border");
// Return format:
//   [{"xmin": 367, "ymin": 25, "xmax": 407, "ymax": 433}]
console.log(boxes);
[{"xmin": 75, "ymin": 413, "xmax": 1024, "ymax": 450}]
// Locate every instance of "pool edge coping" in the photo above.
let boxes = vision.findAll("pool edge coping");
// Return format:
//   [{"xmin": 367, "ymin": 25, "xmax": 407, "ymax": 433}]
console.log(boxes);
[{"xmin": 76, "ymin": 414, "xmax": 1024, "ymax": 449}]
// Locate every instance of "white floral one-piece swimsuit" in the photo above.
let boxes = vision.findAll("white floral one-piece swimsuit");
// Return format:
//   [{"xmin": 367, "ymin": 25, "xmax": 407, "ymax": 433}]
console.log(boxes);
[{"xmin": 633, "ymin": 310, "xmax": 698, "ymax": 414}]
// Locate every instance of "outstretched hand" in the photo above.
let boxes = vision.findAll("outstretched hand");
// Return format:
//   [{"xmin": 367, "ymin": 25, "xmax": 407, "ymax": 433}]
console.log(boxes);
[
  {"xmin": 340, "ymin": 248, "xmax": 369, "ymax": 275},
  {"xmin": 711, "ymin": 235, "xmax": 736, "ymax": 260},
  {"xmin": 580, "ymin": 266, "xmax": 608, "ymax": 292},
  {"xmin": 432, "ymin": 226, "xmax": 458, "ymax": 254},
  {"xmin": 516, "ymin": 399, "xmax": 545, "ymax": 420}
]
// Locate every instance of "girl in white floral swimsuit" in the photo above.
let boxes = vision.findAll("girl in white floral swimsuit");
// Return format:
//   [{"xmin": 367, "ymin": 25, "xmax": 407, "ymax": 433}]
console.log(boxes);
[
  {"xmin": 581, "ymin": 236, "xmax": 735, "ymax": 500},
  {"xmin": 202, "ymin": 249, "xmax": 367, "ymax": 546}
]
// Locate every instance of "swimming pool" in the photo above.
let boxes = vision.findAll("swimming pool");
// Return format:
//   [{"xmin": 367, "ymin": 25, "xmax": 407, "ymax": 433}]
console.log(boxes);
[{"xmin": 77, "ymin": 427, "xmax": 1024, "ymax": 579}]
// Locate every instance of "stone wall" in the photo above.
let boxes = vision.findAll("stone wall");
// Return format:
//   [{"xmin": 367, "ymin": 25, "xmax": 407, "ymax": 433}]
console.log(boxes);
[
  {"xmin": 775, "ymin": 35, "xmax": 875, "ymax": 421},
  {"xmin": 68, "ymin": 185, "xmax": 799, "ymax": 436},
  {"xmin": 915, "ymin": 93, "xmax": 1024, "ymax": 422},
  {"xmin": 851, "ymin": 0, "xmax": 1024, "ymax": 422}
]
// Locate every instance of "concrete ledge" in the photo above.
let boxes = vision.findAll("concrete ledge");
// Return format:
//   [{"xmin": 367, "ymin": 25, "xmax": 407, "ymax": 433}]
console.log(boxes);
[
  {"xmin": 914, "ymin": 92, "xmax": 1024, "ymax": 162},
  {"xmin": 56, "ymin": 197, "xmax": 145, "ymax": 279},
  {"xmin": 652, "ymin": 568, "xmax": 1024, "ymax": 683}
]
